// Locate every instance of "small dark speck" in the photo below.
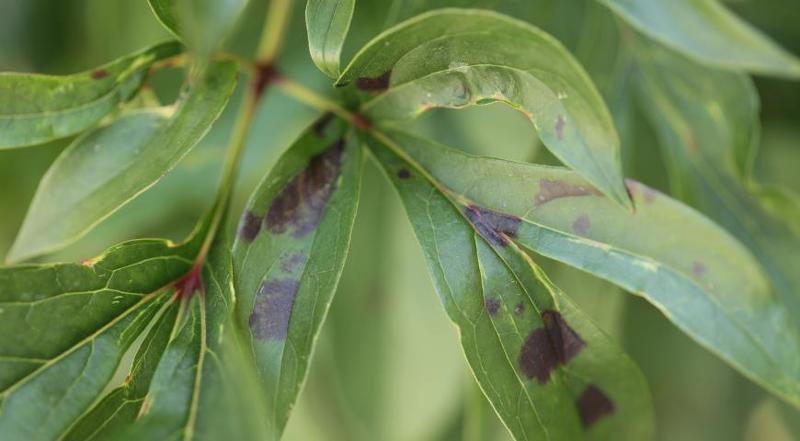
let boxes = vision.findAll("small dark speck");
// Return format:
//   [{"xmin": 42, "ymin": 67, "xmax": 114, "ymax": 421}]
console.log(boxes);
[
  {"xmin": 485, "ymin": 297, "xmax": 501, "ymax": 316},
  {"xmin": 572, "ymin": 214, "xmax": 591, "ymax": 235},
  {"xmin": 576, "ymin": 385, "xmax": 615, "ymax": 427},
  {"xmin": 91, "ymin": 69, "xmax": 108, "ymax": 80},
  {"xmin": 555, "ymin": 115, "xmax": 566, "ymax": 140},
  {"xmin": 514, "ymin": 303, "xmax": 525, "ymax": 316},
  {"xmin": 397, "ymin": 168, "xmax": 411, "ymax": 179},
  {"xmin": 692, "ymin": 261, "xmax": 707, "ymax": 277},
  {"xmin": 237, "ymin": 210, "xmax": 262, "ymax": 242}
]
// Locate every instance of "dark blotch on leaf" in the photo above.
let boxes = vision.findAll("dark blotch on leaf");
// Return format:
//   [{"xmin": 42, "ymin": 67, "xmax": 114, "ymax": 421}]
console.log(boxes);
[
  {"xmin": 692, "ymin": 261, "xmax": 707, "ymax": 277},
  {"xmin": 555, "ymin": 115, "xmax": 566, "ymax": 140},
  {"xmin": 313, "ymin": 112, "xmax": 335, "ymax": 137},
  {"xmin": 535, "ymin": 179, "xmax": 601, "ymax": 207},
  {"xmin": 91, "ymin": 69, "xmax": 108, "ymax": 80},
  {"xmin": 514, "ymin": 303, "xmax": 525, "ymax": 316},
  {"xmin": 572, "ymin": 214, "xmax": 591, "ymax": 235},
  {"xmin": 485, "ymin": 297, "xmax": 501, "ymax": 316},
  {"xmin": 397, "ymin": 168, "xmax": 411, "ymax": 179},
  {"xmin": 519, "ymin": 309, "xmax": 585, "ymax": 384},
  {"xmin": 266, "ymin": 138, "xmax": 345, "ymax": 238},
  {"xmin": 237, "ymin": 210, "xmax": 262, "ymax": 242},
  {"xmin": 576, "ymin": 385, "xmax": 615, "ymax": 427},
  {"xmin": 355, "ymin": 70, "xmax": 391, "ymax": 92},
  {"xmin": 464, "ymin": 205, "xmax": 521, "ymax": 247},
  {"xmin": 281, "ymin": 253, "xmax": 307, "ymax": 273},
  {"xmin": 249, "ymin": 279, "xmax": 300, "ymax": 340}
]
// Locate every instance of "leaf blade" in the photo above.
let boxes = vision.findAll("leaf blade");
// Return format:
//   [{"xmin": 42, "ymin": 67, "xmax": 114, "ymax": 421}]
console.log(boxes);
[
  {"xmin": 338, "ymin": 8, "xmax": 631, "ymax": 208},
  {"xmin": 0, "ymin": 41, "xmax": 182, "ymax": 149},
  {"xmin": 306, "ymin": 0, "xmax": 355, "ymax": 78},
  {"xmin": 7, "ymin": 60, "xmax": 239, "ymax": 263},
  {"xmin": 231, "ymin": 114, "xmax": 363, "ymax": 438}
]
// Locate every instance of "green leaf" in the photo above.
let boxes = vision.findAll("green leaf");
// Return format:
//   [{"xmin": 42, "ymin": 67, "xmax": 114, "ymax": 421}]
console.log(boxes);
[
  {"xmin": 7, "ymin": 60, "xmax": 239, "ymax": 263},
  {"xmin": 597, "ymin": 0, "xmax": 800, "ymax": 78},
  {"xmin": 306, "ymin": 0, "xmax": 355, "ymax": 78},
  {"xmin": 148, "ymin": 0, "xmax": 249, "ymax": 56},
  {"xmin": 366, "ymin": 131, "xmax": 654, "ymax": 440},
  {"xmin": 338, "ymin": 8, "xmax": 631, "ymax": 209},
  {"xmin": 0, "ymin": 235, "xmax": 202, "ymax": 440},
  {"xmin": 231, "ymin": 114, "xmax": 363, "ymax": 438},
  {"xmin": 631, "ymin": 37, "xmax": 800, "ymax": 322},
  {"xmin": 0, "ymin": 41, "xmax": 181, "ymax": 149},
  {"xmin": 113, "ymin": 234, "xmax": 271, "ymax": 441},
  {"xmin": 367, "ymin": 128, "xmax": 800, "ymax": 410}
]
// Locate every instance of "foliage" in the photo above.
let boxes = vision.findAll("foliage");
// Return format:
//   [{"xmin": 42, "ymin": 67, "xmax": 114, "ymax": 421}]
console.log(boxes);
[{"xmin": 1, "ymin": 0, "xmax": 799, "ymax": 439}]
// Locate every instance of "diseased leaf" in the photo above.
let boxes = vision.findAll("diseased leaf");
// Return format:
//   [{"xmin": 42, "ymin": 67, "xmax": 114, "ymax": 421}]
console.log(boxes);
[
  {"xmin": 597, "ymin": 0, "xmax": 800, "ymax": 78},
  {"xmin": 306, "ymin": 0, "xmax": 355, "ymax": 78},
  {"xmin": 630, "ymin": 37, "xmax": 800, "ymax": 321},
  {"xmin": 0, "ymin": 41, "xmax": 181, "ymax": 149},
  {"xmin": 7, "ymin": 60, "xmax": 239, "ymax": 263},
  {"xmin": 337, "ymin": 8, "xmax": 631, "ymax": 208},
  {"xmin": 231, "ymin": 114, "xmax": 363, "ymax": 439},
  {"xmin": 148, "ymin": 0, "xmax": 249, "ymax": 55},
  {"xmin": 366, "ymin": 131, "xmax": 654, "ymax": 440},
  {"xmin": 115, "ymin": 234, "xmax": 270, "ymax": 441},
  {"xmin": 367, "ymin": 129, "xmax": 800, "ymax": 409},
  {"xmin": 0, "ymin": 234, "xmax": 203, "ymax": 440}
]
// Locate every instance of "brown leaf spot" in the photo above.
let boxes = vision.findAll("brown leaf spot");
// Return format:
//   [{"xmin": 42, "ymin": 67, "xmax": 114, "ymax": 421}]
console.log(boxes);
[
  {"xmin": 464, "ymin": 205, "xmax": 521, "ymax": 247},
  {"xmin": 397, "ymin": 168, "xmax": 411, "ymax": 179},
  {"xmin": 555, "ymin": 115, "xmax": 566, "ymax": 140},
  {"xmin": 576, "ymin": 385, "xmax": 615, "ymax": 427},
  {"xmin": 351, "ymin": 113, "xmax": 372, "ymax": 130},
  {"xmin": 266, "ymin": 139, "xmax": 345, "ymax": 238},
  {"xmin": 519, "ymin": 328, "xmax": 559, "ymax": 383},
  {"xmin": 249, "ymin": 279, "xmax": 299, "ymax": 340},
  {"xmin": 543, "ymin": 310, "xmax": 585, "ymax": 364},
  {"xmin": 485, "ymin": 297, "xmax": 501, "ymax": 316},
  {"xmin": 91, "ymin": 69, "xmax": 108, "ymax": 79},
  {"xmin": 355, "ymin": 70, "xmax": 391, "ymax": 92},
  {"xmin": 519, "ymin": 310, "xmax": 585, "ymax": 384},
  {"xmin": 535, "ymin": 179, "xmax": 601, "ymax": 207},
  {"xmin": 572, "ymin": 214, "xmax": 591, "ymax": 235},
  {"xmin": 692, "ymin": 261, "xmax": 707, "ymax": 277},
  {"xmin": 280, "ymin": 252, "xmax": 307, "ymax": 273},
  {"xmin": 514, "ymin": 302, "xmax": 525, "ymax": 316},
  {"xmin": 312, "ymin": 112, "xmax": 335, "ymax": 137},
  {"xmin": 237, "ymin": 210, "xmax": 262, "ymax": 242}
]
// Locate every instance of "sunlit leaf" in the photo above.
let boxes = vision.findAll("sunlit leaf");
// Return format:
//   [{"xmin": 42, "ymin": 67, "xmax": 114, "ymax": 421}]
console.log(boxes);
[
  {"xmin": 338, "ymin": 8, "xmax": 631, "ymax": 209},
  {"xmin": 0, "ymin": 41, "xmax": 181, "ymax": 149},
  {"xmin": 7, "ymin": 60, "xmax": 239, "ymax": 263},
  {"xmin": 306, "ymin": 0, "xmax": 355, "ymax": 78},
  {"xmin": 0, "ymin": 234, "xmax": 203, "ymax": 440},
  {"xmin": 367, "ymin": 128, "xmax": 800, "ymax": 409},
  {"xmin": 366, "ymin": 130, "xmax": 655, "ymax": 440},
  {"xmin": 231, "ymin": 114, "xmax": 363, "ymax": 438},
  {"xmin": 597, "ymin": 0, "xmax": 800, "ymax": 78}
]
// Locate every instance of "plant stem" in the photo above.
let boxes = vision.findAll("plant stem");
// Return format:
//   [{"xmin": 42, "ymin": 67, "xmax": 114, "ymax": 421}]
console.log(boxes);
[
  {"xmin": 194, "ymin": 0, "xmax": 295, "ymax": 265},
  {"xmin": 274, "ymin": 78, "xmax": 355, "ymax": 123},
  {"xmin": 257, "ymin": 0, "xmax": 294, "ymax": 63}
]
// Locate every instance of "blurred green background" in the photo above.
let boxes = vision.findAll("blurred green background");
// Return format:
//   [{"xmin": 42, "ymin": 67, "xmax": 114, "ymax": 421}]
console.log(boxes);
[{"xmin": 1, "ymin": 1, "xmax": 799, "ymax": 440}]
